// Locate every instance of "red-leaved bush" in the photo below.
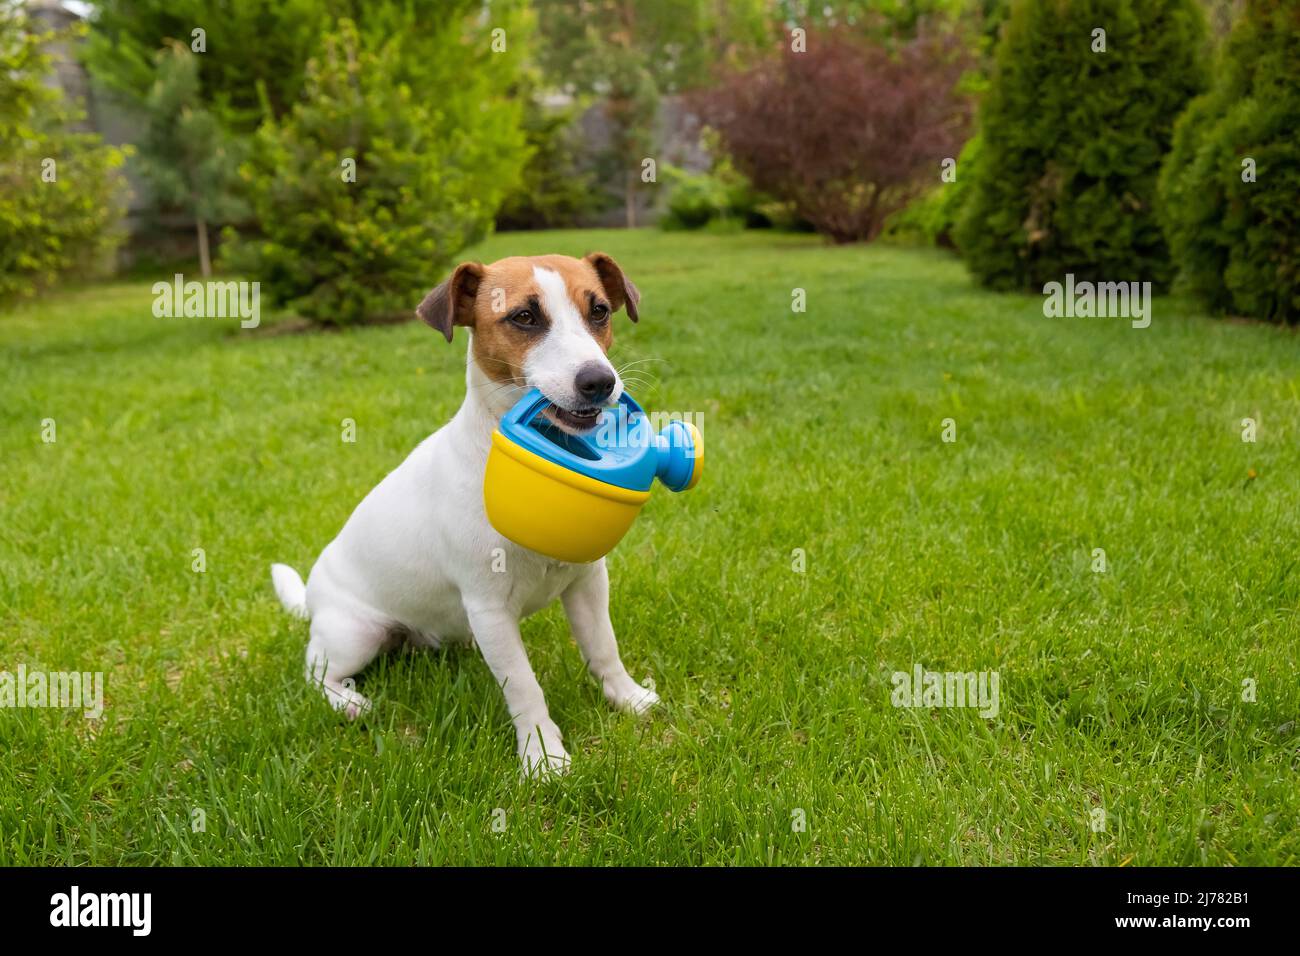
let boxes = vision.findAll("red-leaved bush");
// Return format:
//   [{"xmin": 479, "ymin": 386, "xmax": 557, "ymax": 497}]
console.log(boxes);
[{"xmin": 694, "ymin": 28, "xmax": 974, "ymax": 243}]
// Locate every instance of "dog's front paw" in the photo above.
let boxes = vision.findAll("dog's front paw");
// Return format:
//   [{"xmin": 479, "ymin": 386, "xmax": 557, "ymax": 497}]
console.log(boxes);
[
  {"xmin": 322, "ymin": 680, "xmax": 372, "ymax": 719},
  {"xmin": 518, "ymin": 724, "xmax": 571, "ymax": 779},
  {"xmin": 606, "ymin": 679, "xmax": 660, "ymax": 715}
]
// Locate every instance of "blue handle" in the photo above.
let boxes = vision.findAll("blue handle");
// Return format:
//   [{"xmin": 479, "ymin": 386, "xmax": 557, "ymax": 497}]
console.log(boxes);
[
  {"xmin": 655, "ymin": 420, "xmax": 699, "ymax": 492},
  {"xmin": 498, "ymin": 387, "xmax": 700, "ymax": 494}
]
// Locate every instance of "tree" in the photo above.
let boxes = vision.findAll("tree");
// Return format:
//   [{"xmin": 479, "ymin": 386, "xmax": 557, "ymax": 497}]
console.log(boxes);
[
  {"xmin": 1199, "ymin": 0, "xmax": 1246, "ymax": 38},
  {"xmin": 695, "ymin": 26, "xmax": 974, "ymax": 243},
  {"xmin": 222, "ymin": 17, "xmax": 527, "ymax": 325},
  {"xmin": 0, "ymin": 2, "xmax": 127, "ymax": 302},
  {"xmin": 496, "ymin": 87, "xmax": 602, "ymax": 231},
  {"xmin": 86, "ymin": 1, "xmax": 524, "ymax": 254},
  {"xmin": 84, "ymin": 0, "xmax": 335, "ymax": 134},
  {"xmin": 1159, "ymin": 0, "xmax": 1300, "ymax": 323},
  {"xmin": 773, "ymin": 0, "xmax": 993, "ymax": 36},
  {"xmin": 531, "ymin": 0, "xmax": 771, "ymax": 227},
  {"xmin": 88, "ymin": 1, "xmax": 523, "ymax": 135},
  {"xmin": 955, "ymin": 0, "xmax": 1207, "ymax": 292},
  {"xmin": 137, "ymin": 43, "xmax": 245, "ymax": 277}
]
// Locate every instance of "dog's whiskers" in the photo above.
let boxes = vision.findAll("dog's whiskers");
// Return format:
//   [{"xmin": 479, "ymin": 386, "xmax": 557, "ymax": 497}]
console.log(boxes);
[{"xmin": 616, "ymin": 357, "xmax": 668, "ymax": 369}]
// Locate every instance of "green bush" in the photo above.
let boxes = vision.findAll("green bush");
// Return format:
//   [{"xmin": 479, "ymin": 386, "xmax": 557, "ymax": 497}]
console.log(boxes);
[
  {"xmin": 496, "ymin": 93, "xmax": 600, "ymax": 231},
  {"xmin": 883, "ymin": 134, "xmax": 983, "ymax": 248},
  {"xmin": 660, "ymin": 129, "xmax": 800, "ymax": 233},
  {"xmin": 1159, "ymin": 0, "xmax": 1300, "ymax": 323},
  {"xmin": 659, "ymin": 154, "xmax": 759, "ymax": 232},
  {"xmin": 86, "ymin": 0, "xmax": 342, "ymax": 133},
  {"xmin": 223, "ymin": 17, "xmax": 526, "ymax": 326},
  {"xmin": 0, "ymin": 8, "xmax": 127, "ymax": 303},
  {"xmin": 956, "ymin": 0, "xmax": 1207, "ymax": 291},
  {"xmin": 659, "ymin": 166, "xmax": 731, "ymax": 230}
]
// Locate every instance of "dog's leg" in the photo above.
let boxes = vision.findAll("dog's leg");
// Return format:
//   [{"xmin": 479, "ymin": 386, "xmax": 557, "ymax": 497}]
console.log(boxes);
[
  {"xmin": 467, "ymin": 605, "xmax": 570, "ymax": 777},
  {"xmin": 561, "ymin": 562, "xmax": 660, "ymax": 715},
  {"xmin": 305, "ymin": 607, "xmax": 387, "ymax": 718}
]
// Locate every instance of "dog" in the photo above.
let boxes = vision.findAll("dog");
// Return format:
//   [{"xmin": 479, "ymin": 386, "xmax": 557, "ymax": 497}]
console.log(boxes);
[{"xmin": 270, "ymin": 252, "xmax": 658, "ymax": 776}]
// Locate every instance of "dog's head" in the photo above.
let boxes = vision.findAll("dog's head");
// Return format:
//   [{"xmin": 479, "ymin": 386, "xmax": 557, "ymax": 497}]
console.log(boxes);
[{"xmin": 417, "ymin": 253, "xmax": 639, "ymax": 433}]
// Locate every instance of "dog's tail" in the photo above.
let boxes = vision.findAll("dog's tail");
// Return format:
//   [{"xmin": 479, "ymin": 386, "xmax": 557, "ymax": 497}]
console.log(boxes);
[{"xmin": 270, "ymin": 563, "xmax": 310, "ymax": 620}]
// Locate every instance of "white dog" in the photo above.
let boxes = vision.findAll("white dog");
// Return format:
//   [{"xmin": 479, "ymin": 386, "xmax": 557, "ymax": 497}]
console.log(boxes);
[{"xmin": 270, "ymin": 253, "xmax": 659, "ymax": 776}]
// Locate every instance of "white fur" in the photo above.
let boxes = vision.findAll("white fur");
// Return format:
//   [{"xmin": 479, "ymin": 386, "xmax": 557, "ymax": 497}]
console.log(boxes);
[
  {"xmin": 271, "ymin": 268, "xmax": 655, "ymax": 776},
  {"xmin": 270, "ymin": 563, "xmax": 308, "ymax": 619},
  {"xmin": 525, "ymin": 267, "xmax": 623, "ymax": 413}
]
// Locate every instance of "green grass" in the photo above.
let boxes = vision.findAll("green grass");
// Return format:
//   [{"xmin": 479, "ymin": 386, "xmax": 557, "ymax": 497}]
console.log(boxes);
[{"xmin": 2, "ymin": 228, "xmax": 1298, "ymax": 865}]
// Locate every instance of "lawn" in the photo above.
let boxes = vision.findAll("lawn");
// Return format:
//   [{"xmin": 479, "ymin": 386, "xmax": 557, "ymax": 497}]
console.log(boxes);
[{"xmin": 2, "ymin": 228, "xmax": 1298, "ymax": 865}]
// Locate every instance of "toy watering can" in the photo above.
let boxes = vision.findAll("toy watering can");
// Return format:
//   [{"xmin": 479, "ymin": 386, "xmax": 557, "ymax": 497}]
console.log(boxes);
[{"xmin": 484, "ymin": 388, "xmax": 702, "ymax": 562}]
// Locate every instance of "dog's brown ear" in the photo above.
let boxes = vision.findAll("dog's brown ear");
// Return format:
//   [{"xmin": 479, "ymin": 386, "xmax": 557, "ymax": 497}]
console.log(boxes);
[
  {"xmin": 416, "ymin": 262, "xmax": 484, "ymax": 342},
  {"xmin": 585, "ymin": 252, "xmax": 640, "ymax": 323}
]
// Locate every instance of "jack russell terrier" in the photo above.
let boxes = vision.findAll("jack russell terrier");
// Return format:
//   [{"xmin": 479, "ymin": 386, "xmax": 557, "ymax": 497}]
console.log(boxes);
[{"xmin": 270, "ymin": 252, "xmax": 657, "ymax": 776}]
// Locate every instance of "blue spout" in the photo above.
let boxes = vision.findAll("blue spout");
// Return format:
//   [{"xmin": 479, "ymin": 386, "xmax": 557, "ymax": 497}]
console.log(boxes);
[{"xmin": 654, "ymin": 420, "xmax": 701, "ymax": 492}]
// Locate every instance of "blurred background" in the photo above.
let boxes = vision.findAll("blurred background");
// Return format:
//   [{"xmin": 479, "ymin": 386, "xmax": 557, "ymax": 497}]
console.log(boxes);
[{"xmin": 1, "ymin": 0, "xmax": 1294, "ymax": 324}]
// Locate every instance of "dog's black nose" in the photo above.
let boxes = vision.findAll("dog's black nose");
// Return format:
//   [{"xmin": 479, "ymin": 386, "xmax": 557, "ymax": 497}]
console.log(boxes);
[{"xmin": 574, "ymin": 363, "xmax": 616, "ymax": 405}]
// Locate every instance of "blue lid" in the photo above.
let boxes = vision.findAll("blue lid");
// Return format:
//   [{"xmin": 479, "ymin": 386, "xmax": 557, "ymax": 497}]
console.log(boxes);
[{"xmin": 498, "ymin": 388, "xmax": 659, "ymax": 492}]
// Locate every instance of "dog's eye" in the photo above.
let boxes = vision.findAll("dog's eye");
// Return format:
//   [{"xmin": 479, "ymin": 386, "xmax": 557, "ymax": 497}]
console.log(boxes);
[
  {"xmin": 590, "ymin": 303, "xmax": 610, "ymax": 324},
  {"xmin": 509, "ymin": 309, "xmax": 541, "ymax": 329}
]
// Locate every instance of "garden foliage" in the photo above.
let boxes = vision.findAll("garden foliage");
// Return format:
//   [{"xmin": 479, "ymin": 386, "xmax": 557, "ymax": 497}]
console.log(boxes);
[
  {"xmin": 955, "ymin": 0, "xmax": 1207, "ymax": 291},
  {"xmin": 696, "ymin": 27, "xmax": 974, "ymax": 243},
  {"xmin": 1159, "ymin": 0, "xmax": 1300, "ymax": 323},
  {"xmin": 222, "ymin": 15, "xmax": 527, "ymax": 325},
  {"xmin": 0, "ymin": 5, "xmax": 127, "ymax": 302}
]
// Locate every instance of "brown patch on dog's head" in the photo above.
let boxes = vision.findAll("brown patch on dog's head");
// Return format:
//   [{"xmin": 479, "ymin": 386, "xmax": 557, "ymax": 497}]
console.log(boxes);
[
  {"xmin": 416, "ymin": 262, "xmax": 484, "ymax": 342},
  {"xmin": 584, "ymin": 252, "xmax": 640, "ymax": 323},
  {"xmin": 416, "ymin": 253, "xmax": 640, "ymax": 390},
  {"xmin": 463, "ymin": 257, "xmax": 546, "ymax": 386}
]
